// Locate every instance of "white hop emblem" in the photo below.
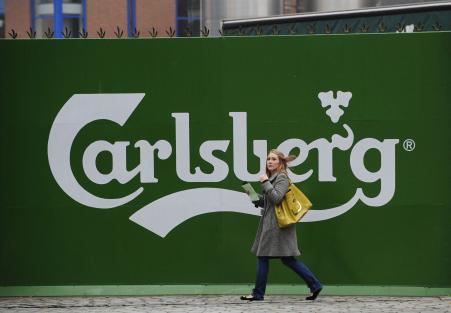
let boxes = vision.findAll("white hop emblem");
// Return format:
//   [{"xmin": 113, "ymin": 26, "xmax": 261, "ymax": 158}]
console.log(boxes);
[{"xmin": 318, "ymin": 91, "xmax": 352, "ymax": 123}]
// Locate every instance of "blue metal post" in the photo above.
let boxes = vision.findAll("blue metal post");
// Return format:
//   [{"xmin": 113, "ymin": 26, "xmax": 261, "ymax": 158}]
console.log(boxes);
[
  {"xmin": 82, "ymin": 0, "xmax": 87, "ymax": 31},
  {"xmin": 30, "ymin": 0, "xmax": 36, "ymax": 31},
  {"xmin": 132, "ymin": 0, "xmax": 136, "ymax": 36},
  {"xmin": 53, "ymin": 0, "xmax": 63, "ymax": 38},
  {"xmin": 127, "ymin": 0, "xmax": 136, "ymax": 37}
]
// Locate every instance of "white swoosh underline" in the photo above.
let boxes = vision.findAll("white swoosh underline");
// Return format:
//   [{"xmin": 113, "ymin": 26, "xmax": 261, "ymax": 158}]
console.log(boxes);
[{"xmin": 129, "ymin": 188, "xmax": 360, "ymax": 238}]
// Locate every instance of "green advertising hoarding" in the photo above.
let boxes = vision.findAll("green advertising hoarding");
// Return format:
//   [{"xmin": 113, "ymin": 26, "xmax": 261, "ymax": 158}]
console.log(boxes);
[{"xmin": 0, "ymin": 32, "xmax": 450, "ymax": 296}]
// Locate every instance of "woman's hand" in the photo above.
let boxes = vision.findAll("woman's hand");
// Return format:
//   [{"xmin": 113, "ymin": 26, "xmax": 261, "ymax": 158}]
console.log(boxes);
[{"xmin": 259, "ymin": 175, "xmax": 269, "ymax": 183}]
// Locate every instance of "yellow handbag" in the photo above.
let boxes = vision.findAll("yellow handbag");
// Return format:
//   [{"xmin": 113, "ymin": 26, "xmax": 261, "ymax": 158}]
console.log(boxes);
[{"xmin": 275, "ymin": 180, "xmax": 312, "ymax": 228}]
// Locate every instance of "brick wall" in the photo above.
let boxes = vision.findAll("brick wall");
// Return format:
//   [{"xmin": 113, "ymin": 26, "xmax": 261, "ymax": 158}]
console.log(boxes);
[
  {"xmin": 283, "ymin": 0, "xmax": 297, "ymax": 14},
  {"xmin": 87, "ymin": 0, "xmax": 128, "ymax": 38},
  {"xmin": 136, "ymin": 0, "xmax": 175, "ymax": 37},
  {"xmin": 4, "ymin": 0, "xmax": 178, "ymax": 39},
  {"xmin": 4, "ymin": 0, "xmax": 31, "ymax": 38}
]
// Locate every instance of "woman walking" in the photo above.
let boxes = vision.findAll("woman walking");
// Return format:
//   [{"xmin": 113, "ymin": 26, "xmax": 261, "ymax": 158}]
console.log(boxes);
[{"xmin": 241, "ymin": 149, "xmax": 322, "ymax": 301}]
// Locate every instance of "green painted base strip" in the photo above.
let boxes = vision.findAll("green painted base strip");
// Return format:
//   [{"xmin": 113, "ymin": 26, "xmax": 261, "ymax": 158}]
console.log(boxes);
[{"xmin": 0, "ymin": 285, "xmax": 450, "ymax": 297}]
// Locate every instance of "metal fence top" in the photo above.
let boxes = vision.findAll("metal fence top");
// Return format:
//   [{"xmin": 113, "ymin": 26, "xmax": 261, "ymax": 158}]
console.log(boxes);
[{"xmin": 222, "ymin": 1, "xmax": 451, "ymax": 30}]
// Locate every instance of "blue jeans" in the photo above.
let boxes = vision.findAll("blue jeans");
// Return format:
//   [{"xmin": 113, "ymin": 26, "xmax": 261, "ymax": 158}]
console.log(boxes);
[{"xmin": 252, "ymin": 256, "xmax": 322, "ymax": 300}]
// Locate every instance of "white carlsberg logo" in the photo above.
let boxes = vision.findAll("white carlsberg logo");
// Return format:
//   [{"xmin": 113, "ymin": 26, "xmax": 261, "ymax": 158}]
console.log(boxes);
[{"xmin": 48, "ymin": 92, "xmax": 400, "ymax": 237}]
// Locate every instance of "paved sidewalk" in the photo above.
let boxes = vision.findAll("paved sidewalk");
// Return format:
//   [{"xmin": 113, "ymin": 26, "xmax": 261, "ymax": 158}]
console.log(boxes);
[{"xmin": 0, "ymin": 295, "xmax": 450, "ymax": 313}]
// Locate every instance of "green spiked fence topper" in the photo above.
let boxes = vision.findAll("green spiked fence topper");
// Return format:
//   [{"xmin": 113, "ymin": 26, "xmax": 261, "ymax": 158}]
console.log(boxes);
[{"xmin": 0, "ymin": 32, "xmax": 450, "ymax": 296}]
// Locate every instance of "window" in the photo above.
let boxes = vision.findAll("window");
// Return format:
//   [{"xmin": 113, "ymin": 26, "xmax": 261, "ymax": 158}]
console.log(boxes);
[
  {"xmin": 176, "ymin": 0, "xmax": 200, "ymax": 37},
  {"xmin": 32, "ymin": 0, "xmax": 85, "ymax": 38}
]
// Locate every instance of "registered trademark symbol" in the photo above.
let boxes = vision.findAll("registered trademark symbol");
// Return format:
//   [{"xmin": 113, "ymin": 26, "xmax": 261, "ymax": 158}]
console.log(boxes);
[{"xmin": 403, "ymin": 139, "xmax": 415, "ymax": 151}]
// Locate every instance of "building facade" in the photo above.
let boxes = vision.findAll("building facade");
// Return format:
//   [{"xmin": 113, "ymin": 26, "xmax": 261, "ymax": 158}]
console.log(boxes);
[
  {"xmin": 3, "ymin": 0, "xmax": 441, "ymax": 39},
  {"xmin": 3, "ymin": 0, "xmax": 297, "ymax": 38},
  {"xmin": 4, "ymin": 0, "xmax": 177, "ymax": 38}
]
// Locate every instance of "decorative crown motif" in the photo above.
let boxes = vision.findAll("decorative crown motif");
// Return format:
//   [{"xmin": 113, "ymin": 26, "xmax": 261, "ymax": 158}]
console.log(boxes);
[{"xmin": 318, "ymin": 91, "xmax": 352, "ymax": 123}]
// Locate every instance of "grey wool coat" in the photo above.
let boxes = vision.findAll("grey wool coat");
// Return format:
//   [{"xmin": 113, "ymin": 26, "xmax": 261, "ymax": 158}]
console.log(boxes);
[{"xmin": 251, "ymin": 172, "xmax": 301, "ymax": 257}]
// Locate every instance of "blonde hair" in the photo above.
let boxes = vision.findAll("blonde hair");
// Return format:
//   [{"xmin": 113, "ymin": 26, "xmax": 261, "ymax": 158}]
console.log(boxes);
[{"xmin": 266, "ymin": 149, "xmax": 296, "ymax": 177}]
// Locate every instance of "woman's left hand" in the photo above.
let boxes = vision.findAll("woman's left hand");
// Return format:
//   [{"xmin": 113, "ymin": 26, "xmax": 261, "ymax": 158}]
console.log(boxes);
[{"xmin": 259, "ymin": 175, "xmax": 269, "ymax": 182}]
